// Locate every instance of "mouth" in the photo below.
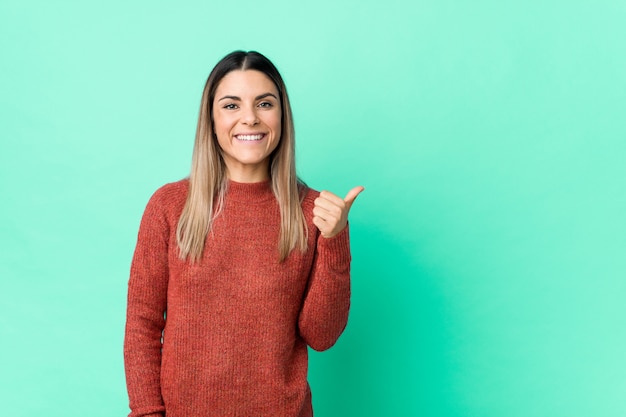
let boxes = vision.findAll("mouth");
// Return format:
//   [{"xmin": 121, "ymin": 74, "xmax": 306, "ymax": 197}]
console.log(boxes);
[{"xmin": 235, "ymin": 133, "xmax": 266, "ymax": 142}]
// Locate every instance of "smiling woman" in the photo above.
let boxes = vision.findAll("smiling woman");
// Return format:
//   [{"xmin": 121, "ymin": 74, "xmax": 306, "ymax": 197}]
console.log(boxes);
[{"xmin": 123, "ymin": 51, "xmax": 364, "ymax": 417}]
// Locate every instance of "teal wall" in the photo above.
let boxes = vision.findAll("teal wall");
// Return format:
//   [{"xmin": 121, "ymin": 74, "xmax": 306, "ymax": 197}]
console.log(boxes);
[{"xmin": 1, "ymin": 1, "xmax": 625, "ymax": 416}]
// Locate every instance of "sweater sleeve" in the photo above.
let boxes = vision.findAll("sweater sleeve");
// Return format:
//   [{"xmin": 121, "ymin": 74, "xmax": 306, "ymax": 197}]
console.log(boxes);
[
  {"xmin": 123, "ymin": 189, "xmax": 170, "ymax": 417},
  {"xmin": 297, "ymin": 225, "xmax": 351, "ymax": 351}
]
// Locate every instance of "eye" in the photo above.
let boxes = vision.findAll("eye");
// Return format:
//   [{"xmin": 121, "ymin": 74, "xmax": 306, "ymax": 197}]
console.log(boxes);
[
  {"xmin": 223, "ymin": 103, "xmax": 238, "ymax": 110},
  {"xmin": 258, "ymin": 101, "xmax": 273, "ymax": 108}
]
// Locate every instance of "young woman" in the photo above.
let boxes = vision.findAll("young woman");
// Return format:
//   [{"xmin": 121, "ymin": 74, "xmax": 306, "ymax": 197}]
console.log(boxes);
[{"xmin": 124, "ymin": 50, "xmax": 363, "ymax": 417}]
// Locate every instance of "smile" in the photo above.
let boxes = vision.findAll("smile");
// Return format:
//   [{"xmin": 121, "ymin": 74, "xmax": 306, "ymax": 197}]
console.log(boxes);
[{"xmin": 235, "ymin": 134, "xmax": 265, "ymax": 141}]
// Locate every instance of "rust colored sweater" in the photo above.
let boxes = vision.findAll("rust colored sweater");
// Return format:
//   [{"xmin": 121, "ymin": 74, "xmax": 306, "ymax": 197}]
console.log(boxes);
[{"xmin": 124, "ymin": 179, "xmax": 351, "ymax": 417}]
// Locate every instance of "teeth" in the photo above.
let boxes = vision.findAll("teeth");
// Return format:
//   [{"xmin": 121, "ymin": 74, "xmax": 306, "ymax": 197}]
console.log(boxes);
[{"xmin": 237, "ymin": 134, "xmax": 264, "ymax": 141}]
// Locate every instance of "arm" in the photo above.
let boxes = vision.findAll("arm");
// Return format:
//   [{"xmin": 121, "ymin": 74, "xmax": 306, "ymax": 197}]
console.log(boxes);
[
  {"xmin": 298, "ymin": 226, "xmax": 352, "ymax": 351},
  {"xmin": 123, "ymin": 189, "xmax": 170, "ymax": 417},
  {"xmin": 298, "ymin": 186, "xmax": 364, "ymax": 351}
]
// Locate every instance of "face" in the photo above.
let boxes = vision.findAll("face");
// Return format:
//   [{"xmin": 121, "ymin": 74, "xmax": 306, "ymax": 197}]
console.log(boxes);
[{"xmin": 212, "ymin": 70, "xmax": 282, "ymax": 182}]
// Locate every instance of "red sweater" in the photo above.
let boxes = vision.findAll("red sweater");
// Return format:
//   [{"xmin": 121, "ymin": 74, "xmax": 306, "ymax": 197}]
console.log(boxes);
[{"xmin": 124, "ymin": 179, "xmax": 351, "ymax": 417}]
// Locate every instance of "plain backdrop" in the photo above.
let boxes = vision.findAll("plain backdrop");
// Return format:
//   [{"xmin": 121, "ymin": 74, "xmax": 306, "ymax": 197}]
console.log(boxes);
[{"xmin": 1, "ymin": 1, "xmax": 625, "ymax": 416}]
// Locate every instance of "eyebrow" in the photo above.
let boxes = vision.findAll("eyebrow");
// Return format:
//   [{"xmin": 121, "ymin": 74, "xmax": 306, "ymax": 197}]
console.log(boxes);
[{"xmin": 218, "ymin": 93, "xmax": 278, "ymax": 102}]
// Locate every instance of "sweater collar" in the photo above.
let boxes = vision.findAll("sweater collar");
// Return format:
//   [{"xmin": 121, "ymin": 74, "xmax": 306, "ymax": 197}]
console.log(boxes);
[{"xmin": 226, "ymin": 179, "xmax": 275, "ymax": 203}]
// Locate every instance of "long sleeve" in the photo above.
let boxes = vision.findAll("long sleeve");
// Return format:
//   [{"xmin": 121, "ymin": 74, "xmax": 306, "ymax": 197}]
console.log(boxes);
[
  {"xmin": 124, "ymin": 189, "xmax": 170, "ymax": 417},
  {"xmin": 297, "ymin": 225, "xmax": 351, "ymax": 351},
  {"xmin": 123, "ymin": 180, "xmax": 349, "ymax": 416}
]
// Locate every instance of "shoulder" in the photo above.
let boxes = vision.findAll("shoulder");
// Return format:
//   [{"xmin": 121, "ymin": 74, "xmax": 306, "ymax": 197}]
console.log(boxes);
[
  {"xmin": 299, "ymin": 183, "xmax": 320, "ymax": 211},
  {"xmin": 145, "ymin": 178, "xmax": 189, "ymax": 215},
  {"xmin": 152, "ymin": 178, "xmax": 189, "ymax": 199}
]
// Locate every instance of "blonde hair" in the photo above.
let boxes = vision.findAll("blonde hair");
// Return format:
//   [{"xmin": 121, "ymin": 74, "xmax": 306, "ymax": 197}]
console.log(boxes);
[{"xmin": 176, "ymin": 51, "xmax": 307, "ymax": 262}]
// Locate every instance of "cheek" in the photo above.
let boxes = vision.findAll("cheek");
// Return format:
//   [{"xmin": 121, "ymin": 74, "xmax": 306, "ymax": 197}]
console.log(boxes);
[
  {"xmin": 269, "ymin": 113, "xmax": 282, "ymax": 136},
  {"xmin": 213, "ymin": 116, "xmax": 237, "ymax": 144},
  {"xmin": 212, "ymin": 116, "xmax": 230, "ymax": 146},
  {"xmin": 212, "ymin": 112, "xmax": 226, "ymax": 131}
]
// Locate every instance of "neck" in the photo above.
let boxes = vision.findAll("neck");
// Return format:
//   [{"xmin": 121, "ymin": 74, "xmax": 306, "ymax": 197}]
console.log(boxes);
[{"xmin": 225, "ymin": 163, "xmax": 270, "ymax": 183}]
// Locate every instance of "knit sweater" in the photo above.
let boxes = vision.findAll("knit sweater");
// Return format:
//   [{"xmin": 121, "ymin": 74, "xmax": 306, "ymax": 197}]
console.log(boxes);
[{"xmin": 124, "ymin": 179, "xmax": 351, "ymax": 417}]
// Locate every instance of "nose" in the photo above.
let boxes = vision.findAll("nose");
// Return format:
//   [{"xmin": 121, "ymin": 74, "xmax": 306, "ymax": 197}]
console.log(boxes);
[{"xmin": 241, "ymin": 105, "xmax": 259, "ymax": 126}]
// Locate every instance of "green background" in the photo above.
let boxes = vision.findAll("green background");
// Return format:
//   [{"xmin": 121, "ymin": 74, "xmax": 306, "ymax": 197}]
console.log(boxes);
[{"xmin": 1, "ymin": 0, "xmax": 625, "ymax": 416}]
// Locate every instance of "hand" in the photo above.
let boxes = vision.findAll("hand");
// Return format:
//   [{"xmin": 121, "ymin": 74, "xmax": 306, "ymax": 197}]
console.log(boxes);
[{"xmin": 313, "ymin": 186, "xmax": 364, "ymax": 238}]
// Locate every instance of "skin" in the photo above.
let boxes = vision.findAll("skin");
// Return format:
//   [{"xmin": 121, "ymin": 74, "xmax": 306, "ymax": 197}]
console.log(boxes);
[
  {"xmin": 213, "ymin": 69, "xmax": 282, "ymax": 183},
  {"xmin": 313, "ymin": 186, "xmax": 365, "ymax": 238},
  {"xmin": 212, "ymin": 69, "xmax": 364, "ymax": 238}
]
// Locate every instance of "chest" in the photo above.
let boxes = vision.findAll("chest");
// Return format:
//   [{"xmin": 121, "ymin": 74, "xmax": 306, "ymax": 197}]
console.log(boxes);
[{"xmin": 166, "ymin": 204, "xmax": 315, "ymax": 307}]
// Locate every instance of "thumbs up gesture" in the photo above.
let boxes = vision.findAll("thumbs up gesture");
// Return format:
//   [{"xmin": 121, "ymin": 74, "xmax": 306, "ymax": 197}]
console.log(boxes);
[{"xmin": 313, "ymin": 186, "xmax": 365, "ymax": 238}]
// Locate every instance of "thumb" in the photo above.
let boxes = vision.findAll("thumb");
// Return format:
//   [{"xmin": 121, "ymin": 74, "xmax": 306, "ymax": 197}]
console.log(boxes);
[{"xmin": 344, "ymin": 186, "xmax": 365, "ymax": 208}]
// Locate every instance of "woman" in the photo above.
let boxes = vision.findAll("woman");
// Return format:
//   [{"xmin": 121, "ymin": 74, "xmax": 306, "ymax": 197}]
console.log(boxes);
[{"xmin": 124, "ymin": 50, "xmax": 363, "ymax": 417}]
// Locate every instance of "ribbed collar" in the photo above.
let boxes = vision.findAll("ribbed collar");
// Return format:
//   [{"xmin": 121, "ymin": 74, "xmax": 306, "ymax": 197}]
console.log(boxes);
[{"xmin": 226, "ymin": 179, "xmax": 275, "ymax": 203}]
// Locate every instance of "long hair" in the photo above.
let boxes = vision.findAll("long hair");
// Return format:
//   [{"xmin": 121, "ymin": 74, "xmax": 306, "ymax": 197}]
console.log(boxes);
[{"xmin": 176, "ymin": 50, "xmax": 307, "ymax": 262}]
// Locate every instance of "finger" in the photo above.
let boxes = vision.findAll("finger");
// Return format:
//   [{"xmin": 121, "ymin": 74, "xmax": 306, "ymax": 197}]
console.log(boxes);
[
  {"xmin": 313, "ymin": 215, "xmax": 340, "ymax": 238},
  {"xmin": 314, "ymin": 197, "xmax": 343, "ymax": 217},
  {"xmin": 312, "ymin": 215, "xmax": 329, "ymax": 233},
  {"xmin": 318, "ymin": 190, "xmax": 344, "ymax": 207},
  {"xmin": 344, "ymin": 186, "xmax": 365, "ymax": 207},
  {"xmin": 312, "ymin": 206, "xmax": 338, "ymax": 223}
]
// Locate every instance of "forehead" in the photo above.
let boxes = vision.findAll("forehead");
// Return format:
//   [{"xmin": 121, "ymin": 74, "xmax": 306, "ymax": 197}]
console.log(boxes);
[{"xmin": 215, "ymin": 70, "xmax": 278, "ymax": 97}]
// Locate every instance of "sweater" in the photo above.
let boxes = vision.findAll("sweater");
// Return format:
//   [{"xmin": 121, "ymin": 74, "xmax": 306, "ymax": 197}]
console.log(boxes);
[{"xmin": 124, "ymin": 179, "xmax": 351, "ymax": 417}]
